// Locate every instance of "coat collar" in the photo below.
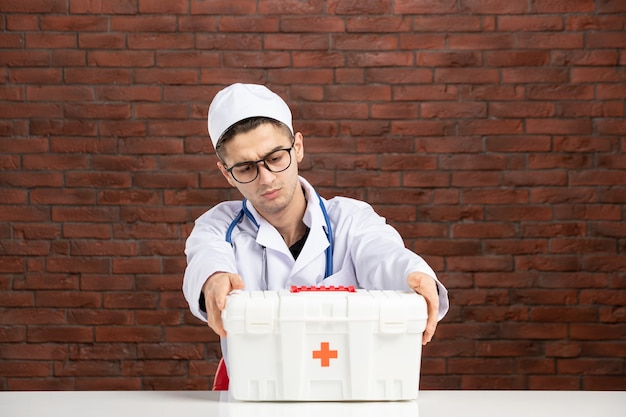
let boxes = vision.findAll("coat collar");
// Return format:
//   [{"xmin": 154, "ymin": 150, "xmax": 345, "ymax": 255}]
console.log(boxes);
[{"xmin": 246, "ymin": 177, "xmax": 330, "ymax": 271}]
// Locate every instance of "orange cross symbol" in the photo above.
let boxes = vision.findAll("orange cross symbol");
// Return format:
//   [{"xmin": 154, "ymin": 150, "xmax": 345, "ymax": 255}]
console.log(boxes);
[{"xmin": 312, "ymin": 342, "xmax": 338, "ymax": 367}]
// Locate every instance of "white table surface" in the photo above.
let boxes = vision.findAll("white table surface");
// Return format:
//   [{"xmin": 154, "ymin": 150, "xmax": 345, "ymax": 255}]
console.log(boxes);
[{"xmin": 1, "ymin": 389, "xmax": 624, "ymax": 417}]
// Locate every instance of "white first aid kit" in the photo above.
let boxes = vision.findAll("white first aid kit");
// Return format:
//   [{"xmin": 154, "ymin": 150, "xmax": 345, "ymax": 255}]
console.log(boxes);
[{"xmin": 222, "ymin": 286, "xmax": 427, "ymax": 401}]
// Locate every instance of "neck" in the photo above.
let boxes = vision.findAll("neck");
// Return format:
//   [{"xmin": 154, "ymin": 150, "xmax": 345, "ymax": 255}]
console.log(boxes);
[{"xmin": 264, "ymin": 186, "xmax": 308, "ymax": 247}]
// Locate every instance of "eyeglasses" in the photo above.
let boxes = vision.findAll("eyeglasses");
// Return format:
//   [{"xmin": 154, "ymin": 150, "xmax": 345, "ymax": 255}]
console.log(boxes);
[{"xmin": 223, "ymin": 143, "xmax": 295, "ymax": 184}]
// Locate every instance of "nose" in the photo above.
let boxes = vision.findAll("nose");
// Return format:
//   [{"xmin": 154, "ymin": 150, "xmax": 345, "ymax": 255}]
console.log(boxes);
[{"xmin": 256, "ymin": 161, "xmax": 276, "ymax": 185}]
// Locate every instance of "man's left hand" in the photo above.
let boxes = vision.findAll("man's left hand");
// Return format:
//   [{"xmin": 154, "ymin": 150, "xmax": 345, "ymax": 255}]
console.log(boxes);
[{"xmin": 407, "ymin": 272, "xmax": 440, "ymax": 345}]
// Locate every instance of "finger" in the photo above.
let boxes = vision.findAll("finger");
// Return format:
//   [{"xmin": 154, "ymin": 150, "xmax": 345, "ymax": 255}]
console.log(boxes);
[
  {"xmin": 407, "ymin": 272, "xmax": 439, "ymax": 345},
  {"xmin": 230, "ymin": 274, "xmax": 245, "ymax": 290},
  {"xmin": 206, "ymin": 296, "xmax": 226, "ymax": 337},
  {"xmin": 421, "ymin": 278, "xmax": 439, "ymax": 345},
  {"xmin": 422, "ymin": 301, "xmax": 438, "ymax": 345},
  {"xmin": 216, "ymin": 274, "xmax": 244, "ymax": 310},
  {"xmin": 202, "ymin": 274, "xmax": 226, "ymax": 336}
]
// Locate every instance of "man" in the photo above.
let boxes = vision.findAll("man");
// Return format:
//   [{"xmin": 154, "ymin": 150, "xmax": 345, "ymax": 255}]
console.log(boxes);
[{"xmin": 183, "ymin": 83, "xmax": 449, "ymax": 349}]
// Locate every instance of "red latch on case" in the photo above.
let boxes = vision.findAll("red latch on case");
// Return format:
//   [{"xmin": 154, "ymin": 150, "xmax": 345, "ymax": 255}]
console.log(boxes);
[{"xmin": 290, "ymin": 285, "xmax": 356, "ymax": 293}]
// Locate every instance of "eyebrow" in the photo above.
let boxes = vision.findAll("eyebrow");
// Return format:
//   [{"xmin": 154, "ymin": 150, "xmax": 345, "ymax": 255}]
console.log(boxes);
[{"xmin": 231, "ymin": 144, "xmax": 290, "ymax": 167}]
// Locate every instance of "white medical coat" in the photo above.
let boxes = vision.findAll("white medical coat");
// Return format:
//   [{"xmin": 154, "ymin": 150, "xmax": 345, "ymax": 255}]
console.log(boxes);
[{"xmin": 183, "ymin": 176, "xmax": 449, "ymax": 323}]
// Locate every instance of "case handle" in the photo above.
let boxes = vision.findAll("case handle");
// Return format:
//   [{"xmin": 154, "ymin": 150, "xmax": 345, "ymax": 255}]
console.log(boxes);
[{"xmin": 290, "ymin": 285, "xmax": 356, "ymax": 293}]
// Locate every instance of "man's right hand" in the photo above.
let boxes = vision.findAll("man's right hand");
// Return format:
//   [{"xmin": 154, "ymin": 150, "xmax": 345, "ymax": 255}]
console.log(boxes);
[{"xmin": 202, "ymin": 272, "xmax": 245, "ymax": 337}]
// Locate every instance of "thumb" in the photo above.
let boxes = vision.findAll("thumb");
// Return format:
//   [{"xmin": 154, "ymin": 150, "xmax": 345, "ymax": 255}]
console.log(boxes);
[{"xmin": 229, "ymin": 274, "xmax": 245, "ymax": 290}]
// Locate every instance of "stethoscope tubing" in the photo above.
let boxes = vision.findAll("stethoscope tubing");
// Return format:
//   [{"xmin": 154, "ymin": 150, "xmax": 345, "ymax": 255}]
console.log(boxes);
[{"xmin": 225, "ymin": 193, "xmax": 333, "ymax": 279}]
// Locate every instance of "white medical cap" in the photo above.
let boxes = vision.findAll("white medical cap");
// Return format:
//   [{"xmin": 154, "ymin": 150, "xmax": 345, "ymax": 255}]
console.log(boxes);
[{"xmin": 207, "ymin": 83, "xmax": 294, "ymax": 150}]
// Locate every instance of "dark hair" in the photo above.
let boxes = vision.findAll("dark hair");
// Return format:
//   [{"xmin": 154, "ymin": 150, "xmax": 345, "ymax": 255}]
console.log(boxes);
[{"xmin": 216, "ymin": 117, "xmax": 293, "ymax": 159}]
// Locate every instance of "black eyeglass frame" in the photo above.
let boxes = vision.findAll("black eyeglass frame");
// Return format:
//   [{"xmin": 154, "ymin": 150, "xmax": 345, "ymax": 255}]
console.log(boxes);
[{"xmin": 223, "ymin": 141, "xmax": 295, "ymax": 184}]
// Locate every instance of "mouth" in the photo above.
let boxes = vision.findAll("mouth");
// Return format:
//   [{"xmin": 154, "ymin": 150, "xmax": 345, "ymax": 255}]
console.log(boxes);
[{"xmin": 261, "ymin": 189, "xmax": 281, "ymax": 199}]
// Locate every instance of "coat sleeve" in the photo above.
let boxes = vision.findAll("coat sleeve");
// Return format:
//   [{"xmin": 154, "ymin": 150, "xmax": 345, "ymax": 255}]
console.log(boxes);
[
  {"xmin": 336, "ymin": 198, "xmax": 449, "ymax": 321},
  {"xmin": 182, "ymin": 203, "xmax": 239, "ymax": 322}
]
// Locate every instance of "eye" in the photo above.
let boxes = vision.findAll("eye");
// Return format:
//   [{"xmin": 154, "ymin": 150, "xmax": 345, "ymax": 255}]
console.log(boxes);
[
  {"xmin": 267, "ymin": 151, "xmax": 284, "ymax": 163},
  {"xmin": 233, "ymin": 163, "xmax": 254, "ymax": 174}
]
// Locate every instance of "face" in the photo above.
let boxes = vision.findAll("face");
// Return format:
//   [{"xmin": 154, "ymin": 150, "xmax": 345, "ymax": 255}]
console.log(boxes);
[{"xmin": 217, "ymin": 123, "xmax": 304, "ymax": 217}]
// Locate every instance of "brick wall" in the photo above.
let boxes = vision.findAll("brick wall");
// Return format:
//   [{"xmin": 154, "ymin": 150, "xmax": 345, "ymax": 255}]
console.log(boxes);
[{"xmin": 1, "ymin": 0, "xmax": 625, "ymax": 390}]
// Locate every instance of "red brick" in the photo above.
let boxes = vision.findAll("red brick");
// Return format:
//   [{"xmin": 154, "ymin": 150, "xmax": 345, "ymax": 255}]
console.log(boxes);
[
  {"xmin": 165, "ymin": 326, "xmax": 219, "ymax": 343},
  {"xmin": 103, "ymin": 292, "xmax": 158, "ymax": 309},
  {"xmin": 25, "ymin": 33, "xmax": 76, "ymax": 49},
  {"xmin": 0, "ymin": 33, "xmax": 25, "ymax": 48},
  {"xmin": 64, "ymin": 68, "xmax": 131, "ymax": 84},
  {"xmin": 569, "ymin": 15, "xmax": 626, "ymax": 31},
  {"xmin": 584, "ymin": 376, "xmax": 626, "ymax": 390},
  {"xmin": 571, "ymin": 324, "xmax": 626, "ymax": 340},
  {"xmin": 135, "ymin": 310, "xmax": 182, "ymax": 326},
  {"xmin": 40, "ymin": 15, "xmax": 108, "ymax": 31},
  {"xmin": 218, "ymin": 16, "xmax": 279, "ymax": 32},
  {"xmin": 394, "ymin": 0, "xmax": 457, "ymax": 14},
  {"xmin": 529, "ymin": 376, "xmax": 581, "ymax": 390},
  {"xmin": 6, "ymin": 14, "xmax": 39, "ymax": 30},
  {"xmin": 0, "ymin": 50, "xmax": 48, "ymax": 67},
  {"xmin": 0, "ymin": 0, "xmax": 67, "ymax": 12},
  {"xmin": 526, "ymin": 118, "xmax": 592, "ymax": 135},
  {"xmin": 96, "ymin": 326, "xmax": 161, "ymax": 343},
  {"xmin": 573, "ymin": 70, "xmax": 625, "ymax": 87},
  {"xmin": 70, "ymin": 0, "xmax": 138, "ymax": 13},
  {"xmin": 503, "ymin": 67, "xmax": 569, "ymax": 83},
  {"xmin": 27, "ymin": 326, "xmax": 94, "ymax": 343},
  {"xmin": 418, "ymin": 51, "xmax": 481, "ymax": 67},
  {"xmin": 552, "ymin": 50, "xmax": 619, "ymax": 66},
  {"xmin": 398, "ymin": 34, "xmax": 446, "ymax": 50},
  {"xmin": 0, "ymin": 361, "xmax": 52, "ymax": 377},
  {"xmin": 8, "ymin": 68, "xmax": 61, "ymax": 84},
  {"xmin": 74, "ymin": 377, "xmax": 141, "ymax": 390},
  {"xmin": 88, "ymin": 51, "xmax": 155, "ymax": 68},
  {"xmin": 413, "ymin": 16, "xmax": 481, "ymax": 32},
  {"xmin": 558, "ymin": 101, "xmax": 623, "ymax": 118},
  {"xmin": 0, "ymin": 103, "xmax": 62, "ymax": 118},
  {"xmin": 372, "ymin": 102, "xmax": 419, "ymax": 119},
  {"xmin": 111, "ymin": 15, "xmax": 177, "ymax": 32},
  {"xmin": 502, "ymin": 323, "xmax": 568, "ymax": 339},
  {"xmin": 336, "ymin": 120, "xmax": 390, "ymax": 135},
  {"xmin": 138, "ymin": 0, "xmax": 188, "ymax": 14},
  {"xmin": 532, "ymin": 0, "xmax": 595, "ymax": 12},
  {"xmin": 349, "ymin": 51, "xmax": 415, "ymax": 67},
  {"xmin": 326, "ymin": 0, "xmax": 390, "ymax": 14},
  {"xmin": 78, "ymin": 33, "xmax": 125, "ymax": 49},
  {"xmin": 51, "ymin": 50, "xmax": 86, "ymax": 67},
  {"xmin": 264, "ymin": 34, "xmax": 330, "ymax": 51},
  {"xmin": 281, "ymin": 16, "xmax": 346, "ymax": 33},
  {"xmin": 448, "ymin": 34, "xmax": 514, "ymax": 50},
  {"xmin": 422, "ymin": 102, "xmax": 487, "ymax": 119},
  {"xmin": 30, "ymin": 120, "xmax": 97, "ymax": 137},
  {"xmin": 449, "ymin": 358, "xmax": 515, "ymax": 375},
  {"xmin": 484, "ymin": 51, "xmax": 550, "ymax": 67},
  {"xmin": 0, "ymin": 188, "xmax": 26, "ymax": 204},
  {"xmin": 191, "ymin": 0, "xmax": 256, "ymax": 14},
  {"xmin": 496, "ymin": 15, "xmax": 564, "ymax": 31},
  {"xmin": 559, "ymin": 358, "xmax": 624, "ymax": 375},
  {"xmin": 22, "ymin": 154, "xmax": 89, "ymax": 170},
  {"xmin": 588, "ymin": 32, "xmax": 626, "ymax": 49},
  {"xmin": 367, "ymin": 68, "xmax": 432, "ymax": 84},
  {"xmin": 112, "ymin": 258, "xmax": 161, "ymax": 274},
  {"xmin": 122, "ymin": 360, "xmax": 186, "ymax": 377},
  {"xmin": 517, "ymin": 33, "xmax": 584, "ymax": 49},
  {"xmin": 476, "ymin": 341, "xmax": 542, "ymax": 357},
  {"xmin": 46, "ymin": 257, "xmax": 111, "ymax": 274}
]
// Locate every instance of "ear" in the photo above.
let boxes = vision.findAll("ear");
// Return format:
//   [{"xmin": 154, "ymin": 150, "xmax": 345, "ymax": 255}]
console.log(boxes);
[
  {"xmin": 293, "ymin": 132, "xmax": 304, "ymax": 163},
  {"xmin": 217, "ymin": 160, "xmax": 237, "ymax": 188}
]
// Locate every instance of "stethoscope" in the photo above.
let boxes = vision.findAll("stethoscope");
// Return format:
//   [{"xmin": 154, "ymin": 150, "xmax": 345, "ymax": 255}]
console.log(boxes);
[{"xmin": 225, "ymin": 193, "xmax": 334, "ymax": 285}]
